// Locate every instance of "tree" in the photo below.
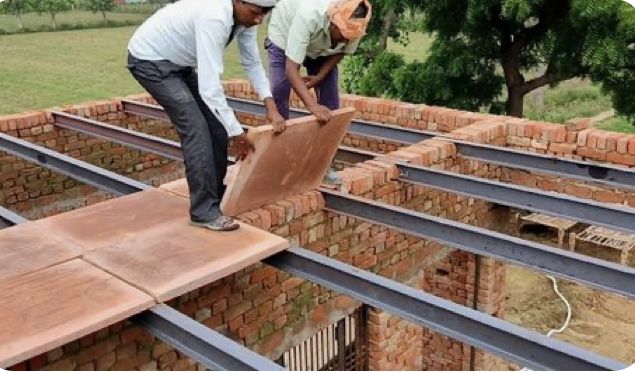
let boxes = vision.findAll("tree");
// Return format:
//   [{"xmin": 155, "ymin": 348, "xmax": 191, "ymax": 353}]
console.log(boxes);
[
  {"xmin": 344, "ymin": 0, "xmax": 635, "ymax": 122},
  {"xmin": 84, "ymin": 0, "xmax": 114, "ymax": 24},
  {"xmin": 0, "ymin": 0, "xmax": 33, "ymax": 31},
  {"xmin": 34, "ymin": 0, "xmax": 75, "ymax": 29}
]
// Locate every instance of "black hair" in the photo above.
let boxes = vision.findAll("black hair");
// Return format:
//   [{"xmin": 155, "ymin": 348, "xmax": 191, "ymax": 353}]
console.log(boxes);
[{"xmin": 351, "ymin": 2, "xmax": 369, "ymax": 19}]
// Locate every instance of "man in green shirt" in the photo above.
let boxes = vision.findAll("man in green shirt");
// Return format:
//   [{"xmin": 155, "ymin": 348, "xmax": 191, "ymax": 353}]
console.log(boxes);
[{"xmin": 265, "ymin": 0, "xmax": 372, "ymax": 128}]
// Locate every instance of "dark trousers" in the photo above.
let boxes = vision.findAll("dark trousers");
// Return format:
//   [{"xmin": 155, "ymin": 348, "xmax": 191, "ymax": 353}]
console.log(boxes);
[
  {"xmin": 264, "ymin": 38, "xmax": 340, "ymax": 120},
  {"xmin": 127, "ymin": 53, "xmax": 228, "ymax": 222}
]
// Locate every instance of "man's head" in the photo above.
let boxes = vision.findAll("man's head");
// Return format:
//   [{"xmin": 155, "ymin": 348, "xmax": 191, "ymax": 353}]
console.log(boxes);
[
  {"xmin": 328, "ymin": 0, "xmax": 372, "ymax": 44},
  {"xmin": 233, "ymin": 0, "xmax": 276, "ymax": 27}
]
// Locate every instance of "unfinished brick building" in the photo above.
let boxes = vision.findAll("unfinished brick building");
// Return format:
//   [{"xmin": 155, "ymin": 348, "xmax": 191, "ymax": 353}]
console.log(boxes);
[{"xmin": 1, "ymin": 79, "xmax": 633, "ymax": 371}]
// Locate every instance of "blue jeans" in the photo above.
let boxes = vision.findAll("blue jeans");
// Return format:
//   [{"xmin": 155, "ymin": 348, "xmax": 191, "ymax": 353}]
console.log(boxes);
[
  {"xmin": 265, "ymin": 38, "xmax": 340, "ymax": 119},
  {"xmin": 127, "ymin": 53, "xmax": 228, "ymax": 222}
]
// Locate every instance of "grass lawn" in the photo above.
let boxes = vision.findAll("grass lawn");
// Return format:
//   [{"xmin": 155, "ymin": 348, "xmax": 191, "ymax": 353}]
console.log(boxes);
[
  {"xmin": 1, "ymin": 25, "xmax": 634, "ymax": 132},
  {"xmin": 0, "ymin": 26, "xmax": 264, "ymax": 115},
  {"xmin": 523, "ymin": 79, "xmax": 635, "ymax": 132},
  {"xmin": 523, "ymin": 79, "xmax": 614, "ymax": 123},
  {"xmin": 0, "ymin": 11, "xmax": 148, "ymax": 33},
  {"xmin": 387, "ymin": 31, "xmax": 434, "ymax": 62}
]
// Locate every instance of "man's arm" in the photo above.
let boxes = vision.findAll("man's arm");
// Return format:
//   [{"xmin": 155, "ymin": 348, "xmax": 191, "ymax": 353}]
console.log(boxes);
[
  {"xmin": 284, "ymin": 12, "xmax": 331, "ymax": 123},
  {"xmin": 304, "ymin": 53, "xmax": 344, "ymax": 89},
  {"xmin": 237, "ymin": 26, "xmax": 286, "ymax": 133},
  {"xmin": 195, "ymin": 18, "xmax": 253, "ymax": 158}
]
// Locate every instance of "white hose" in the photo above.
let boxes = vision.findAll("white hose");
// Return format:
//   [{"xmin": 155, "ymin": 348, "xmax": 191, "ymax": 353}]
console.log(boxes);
[
  {"xmin": 519, "ymin": 275, "xmax": 572, "ymax": 371},
  {"xmin": 545, "ymin": 275, "xmax": 572, "ymax": 337}
]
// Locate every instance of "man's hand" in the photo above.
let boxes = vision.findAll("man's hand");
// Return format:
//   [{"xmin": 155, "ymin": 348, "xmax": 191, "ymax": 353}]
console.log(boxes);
[
  {"xmin": 267, "ymin": 108, "xmax": 286, "ymax": 135},
  {"xmin": 232, "ymin": 133, "xmax": 255, "ymax": 161},
  {"xmin": 264, "ymin": 97, "xmax": 286, "ymax": 135},
  {"xmin": 307, "ymin": 104, "xmax": 331, "ymax": 124},
  {"xmin": 303, "ymin": 75, "xmax": 322, "ymax": 89}
]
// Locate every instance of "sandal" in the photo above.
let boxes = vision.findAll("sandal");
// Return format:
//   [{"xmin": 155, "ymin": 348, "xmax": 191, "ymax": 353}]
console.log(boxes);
[{"xmin": 190, "ymin": 216, "xmax": 240, "ymax": 232}]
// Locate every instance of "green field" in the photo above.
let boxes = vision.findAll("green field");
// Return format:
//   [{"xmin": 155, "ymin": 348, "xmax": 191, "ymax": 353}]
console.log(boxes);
[
  {"xmin": 0, "ymin": 26, "xmax": 268, "ymax": 114},
  {"xmin": 0, "ymin": 25, "xmax": 632, "ymax": 132},
  {"xmin": 387, "ymin": 31, "xmax": 434, "ymax": 62},
  {"xmin": 0, "ymin": 11, "xmax": 148, "ymax": 33},
  {"xmin": 523, "ymin": 79, "xmax": 633, "ymax": 133}
]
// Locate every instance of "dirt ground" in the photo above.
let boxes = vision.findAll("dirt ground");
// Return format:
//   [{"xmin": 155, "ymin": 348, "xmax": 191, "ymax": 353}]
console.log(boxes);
[{"xmin": 504, "ymin": 264, "xmax": 635, "ymax": 366}]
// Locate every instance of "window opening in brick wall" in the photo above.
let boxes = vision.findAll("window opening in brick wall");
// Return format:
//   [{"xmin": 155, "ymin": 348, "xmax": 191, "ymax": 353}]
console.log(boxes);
[{"xmin": 276, "ymin": 305, "xmax": 369, "ymax": 371}]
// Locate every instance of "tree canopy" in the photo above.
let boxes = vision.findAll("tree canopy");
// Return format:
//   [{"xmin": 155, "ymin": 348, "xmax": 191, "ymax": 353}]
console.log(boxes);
[
  {"xmin": 343, "ymin": 0, "xmax": 635, "ymax": 123},
  {"xmin": 33, "ymin": 0, "xmax": 76, "ymax": 29}
]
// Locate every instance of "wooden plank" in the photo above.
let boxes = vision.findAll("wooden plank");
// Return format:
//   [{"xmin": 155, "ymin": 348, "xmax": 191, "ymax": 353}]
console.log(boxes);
[
  {"xmin": 83, "ymin": 218, "xmax": 288, "ymax": 302},
  {"xmin": 0, "ymin": 220, "xmax": 83, "ymax": 281},
  {"xmin": 221, "ymin": 108, "xmax": 355, "ymax": 216},
  {"xmin": 520, "ymin": 212, "xmax": 577, "ymax": 231},
  {"xmin": 0, "ymin": 259, "xmax": 155, "ymax": 368}
]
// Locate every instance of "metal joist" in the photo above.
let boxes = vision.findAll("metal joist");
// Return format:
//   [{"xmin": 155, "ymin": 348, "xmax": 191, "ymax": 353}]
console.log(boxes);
[
  {"xmin": 454, "ymin": 140, "xmax": 635, "ymax": 191},
  {"xmin": 121, "ymin": 99, "xmax": 171, "ymax": 122},
  {"xmin": 0, "ymin": 117, "xmax": 630, "ymax": 371},
  {"xmin": 0, "ymin": 132, "xmax": 149, "ymax": 196},
  {"xmin": 333, "ymin": 146, "xmax": 635, "ymax": 235},
  {"xmin": 47, "ymin": 111, "xmax": 635, "ymax": 235},
  {"xmin": 124, "ymin": 96, "xmax": 635, "ymax": 191},
  {"xmin": 52, "ymin": 111, "xmax": 184, "ymax": 161},
  {"xmin": 132, "ymin": 305, "xmax": 285, "ymax": 371},
  {"xmin": 321, "ymin": 189, "xmax": 635, "ymax": 300},
  {"xmin": 0, "ymin": 206, "xmax": 27, "ymax": 228},
  {"xmin": 264, "ymin": 247, "xmax": 626, "ymax": 371},
  {"xmin": 222, "ymin": 97, "xmax": 434, "ymax": 144},
  {"xmin": 397, "ymin": 161, "xmax": 635, "ymax": 234}
]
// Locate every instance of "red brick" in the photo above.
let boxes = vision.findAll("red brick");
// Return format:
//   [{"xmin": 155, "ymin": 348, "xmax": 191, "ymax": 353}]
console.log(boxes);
[
  {"xmin": 606, "ymin": 152, "xmax": 635, "ymax": 166},
  {"xmin": 228, "ymin": 315, "xmax": 244, "ymax": 331},
  {"xmin": 594, "ymin": 190, "xmax": 624, "ymax": 204},
  {"xmin": 335, "ymin": 295, "xmax": 358, "ymax": 311},
  {"xmin": 251, "ymin": 266, "xmax": 277, "ymax": 284},
  {"xmin": 577, "ymin": 146, "xmax": 607, "ymax": 161},
  {"xmin": 577, "ymin": 129, "xmax": 594, "ymax": 146},
  {"xmin": 28, "ymin": 353, "xmax": 47, "ymax": 370},
  {"xmin": 198, "ymin": 285, "xmax": 230, "ymax": 307},
  {"xmin": 121, "ymin": 326, "xmax": 154, "ymax": 344},
  {"xmin": 224, "ymin": 300, "xmax": 253, "ymax": 322},
  {"xmin": 629, "ymin": 138, "xmax": 635, "ymax": 155},
  {"xmin": 549, "ymin": 143, "xmax": 576, "ymax": 154},
  {"xmin": 617, "ymin": 136, "xmax": 631, "ymax": 153},
  {"xmin": 564, "ymin": 184, "xmax": 593, "ymax": 199}
]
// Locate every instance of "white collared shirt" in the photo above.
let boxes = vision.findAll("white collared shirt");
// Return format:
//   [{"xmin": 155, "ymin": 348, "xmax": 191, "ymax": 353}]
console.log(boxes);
[{"xmin": 128, "ymin": 0, "xmax": 272, "ymax": 137}]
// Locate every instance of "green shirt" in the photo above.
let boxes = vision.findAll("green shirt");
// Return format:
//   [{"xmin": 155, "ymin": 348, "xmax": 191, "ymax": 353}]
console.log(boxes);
[{"xmin": 268, "ymin": 0, "xmax": 361, "ymax": 64}]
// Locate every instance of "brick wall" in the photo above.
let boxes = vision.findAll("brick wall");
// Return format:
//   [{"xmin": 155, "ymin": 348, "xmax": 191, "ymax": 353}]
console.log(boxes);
[
  {"xmin": 0, "ymin": 99, "xmax": 183, "ymax": 219},
  {"xmin": 1, "ymin": 81, "xmax": 508, "ymax": 371},
  {"xmin": 7, "ymin": 79, "xmax": 633, "ymax": 371}
]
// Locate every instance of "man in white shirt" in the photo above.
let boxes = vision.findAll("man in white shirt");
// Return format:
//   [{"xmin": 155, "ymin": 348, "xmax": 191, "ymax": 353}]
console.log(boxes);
[{"xmin": 127, "ymin": 0, "xmax": 285, "ymax": 232}]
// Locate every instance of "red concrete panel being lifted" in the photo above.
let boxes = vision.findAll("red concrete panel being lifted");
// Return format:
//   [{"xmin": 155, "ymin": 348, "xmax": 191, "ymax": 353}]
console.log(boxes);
[
  {"xmin": 0, "ymin": 259, "xmax": 155, "ymax": 368},
  {"xmin": 220, "ymin": 108, "xmax": 355, "ymax": 216},
  {"xmin": 0, "ymin": 220, "xmax": 83, "ymax": 281}
]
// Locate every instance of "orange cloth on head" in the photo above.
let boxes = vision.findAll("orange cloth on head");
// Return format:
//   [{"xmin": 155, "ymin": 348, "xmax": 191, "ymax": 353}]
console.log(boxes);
[{"xmin": 327, "ymin": 0, "xmax": 372, "ymax": 40}]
